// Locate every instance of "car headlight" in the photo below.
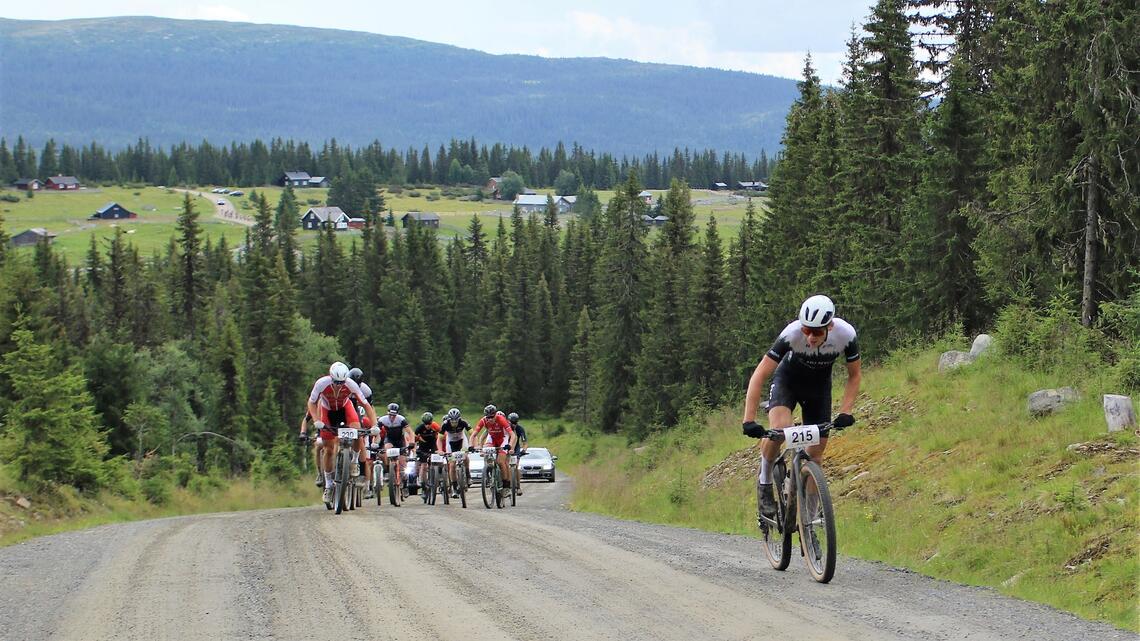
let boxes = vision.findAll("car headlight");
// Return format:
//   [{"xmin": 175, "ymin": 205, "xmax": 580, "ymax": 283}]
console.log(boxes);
[{"xmin": 541, "ymin": 464, "xmax": 552, "ymax": 470}]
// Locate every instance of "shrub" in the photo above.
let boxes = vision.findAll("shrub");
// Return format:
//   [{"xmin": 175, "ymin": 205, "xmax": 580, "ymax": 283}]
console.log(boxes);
[
  {"xmin": 0, "ymin": 194, "xmax": 20, "ymax": 203},
  {"xmin": 306, "ymin": 198, "xmax": 322, "ymax": 206},
  {"xmin": 408, "ymin": 190, "xmax": 422, "ymax": 198},
  {"xmin": 252, "ymin": 440, "xmax": 300, "ymax": 485},
  {"xmin": 187, "ymin": 472, "xmax": 225, "ymax": 497},
  {"xmin": 141, "ymin": 476, "xmax": 171, "ymax": 505}
]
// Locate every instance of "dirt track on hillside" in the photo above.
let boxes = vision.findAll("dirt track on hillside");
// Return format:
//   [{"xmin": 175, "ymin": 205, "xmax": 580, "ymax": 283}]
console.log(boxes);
[{"xmin": 0, "ymin": 477, "xmax": 1133, "ymax": 641}]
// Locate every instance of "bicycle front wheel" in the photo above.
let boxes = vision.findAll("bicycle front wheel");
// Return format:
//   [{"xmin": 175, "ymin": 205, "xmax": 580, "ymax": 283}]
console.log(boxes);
[
  {"xmin": 334, "ymin": 452, "xmax": 351, "ymax": 515},
  {"xmin": 388, "ymin": 460, "xmax": 401, "ymax": 507},
  {"xmin": 442, "ymin": 466, "xmax": 450, "ymax": 505},
  {"xmin": 798, "ymin": 459, "xmax": 837, "ymax": 583},
  {"xmin": 481, "ymin": 462, "xmax": 493, "ymax": 509},
  {"xmin": 494, "ymin": 465, "xmax": 504, "ymax": 509},
  {"xmin": 458, "ymin": 467, "xmax": 467, "ymax": 509}
]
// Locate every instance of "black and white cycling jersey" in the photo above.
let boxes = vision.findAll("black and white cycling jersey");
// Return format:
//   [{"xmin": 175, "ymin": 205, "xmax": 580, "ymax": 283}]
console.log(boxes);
[{"xmin": 766, "ymin": 318, "xmax": 860, "ymax": 380}]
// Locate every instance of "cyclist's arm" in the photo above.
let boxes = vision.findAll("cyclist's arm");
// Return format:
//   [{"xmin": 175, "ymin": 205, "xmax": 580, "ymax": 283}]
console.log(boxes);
[
  {"xmin": 840, "ymin": 359, "xmax": 862, "ymax": 415},
  {"xmin": 306, "ymin": 400, "xmax": 322, "ymax": 428},
  {"xmin": 743, "ymin": 355, "xmax": 780, "ymax": 423}
]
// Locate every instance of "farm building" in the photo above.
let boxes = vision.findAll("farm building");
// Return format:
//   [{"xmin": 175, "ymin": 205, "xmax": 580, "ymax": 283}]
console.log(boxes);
[
  {"xmin": 45, "ymin": 175, "xmax": 80, "ymax": 190},
  {"xmin": 9, "ymin": 228, "xmax": 56, "ymax": 247},
  {"xmin": 401, "ymin": 212, "xmax": 440, "ymax": 228},
  {"xmin": 300, "ymin": 207, "xmax": 350, "ymax": 230},
  {"xmin": 91, "ymin": 202, "xmax": 137, "ymax": 220},
  {"xmin": 13, "ymin": 178, "xmax": 42, "ymax": 190}
]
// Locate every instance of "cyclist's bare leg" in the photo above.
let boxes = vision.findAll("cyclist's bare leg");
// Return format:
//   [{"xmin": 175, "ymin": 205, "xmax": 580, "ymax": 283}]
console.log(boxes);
[
  {"xmin": 761, "ymin": 405, "xmax": 794, "ymax": 461},
  {"xmin": 322, "ymin": 439, "xmax": 338, "ymax": 489},
  {"xmin": 497, "ymin": 451, "xmax": 510, "ymax": 488},
  {"xmin": 312, "ymin": 439, "xmax": 323, "ymax": 475}
]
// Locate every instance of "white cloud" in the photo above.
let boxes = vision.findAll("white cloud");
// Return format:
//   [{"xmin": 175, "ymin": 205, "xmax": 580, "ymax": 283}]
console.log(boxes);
[
  {"xmin": 495, "ymin": 11, "xmax": 845, "ymax": 83},
  {"xmin": 173, "ymin": 4, "xmax": 253, "ymax": 23}
]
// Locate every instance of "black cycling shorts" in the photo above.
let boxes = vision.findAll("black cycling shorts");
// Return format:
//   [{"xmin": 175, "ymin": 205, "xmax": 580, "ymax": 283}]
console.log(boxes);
[{"xmin": 768, "ymin": 364, "xmax": 832, "ymax": 426}]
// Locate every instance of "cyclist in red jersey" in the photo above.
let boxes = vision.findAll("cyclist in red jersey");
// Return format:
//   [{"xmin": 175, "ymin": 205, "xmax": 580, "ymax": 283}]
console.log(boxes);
[
  {"xmin": 302, "ymin": 361, "xmax": 378, "ymax": 506},
  {"xmin": 471, "ymin": 404, "xmax": 515, "ymax": 496}
]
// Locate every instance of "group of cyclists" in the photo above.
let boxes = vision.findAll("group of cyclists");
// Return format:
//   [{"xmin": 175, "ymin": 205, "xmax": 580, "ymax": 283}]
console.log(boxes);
[
  {"xmin": 299, "ymin": 361, "xmax": 529, "ymax": 508},
  {"xmin": 295, "ymin": 293, "xmax": 861, "ymax": 524}
]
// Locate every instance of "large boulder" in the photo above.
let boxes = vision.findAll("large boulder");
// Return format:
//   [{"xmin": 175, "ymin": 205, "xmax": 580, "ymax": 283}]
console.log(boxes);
[
  {"xmin": 939, "ymin": 350, "xmax": 975, "ymax": 372},
  {"xmin": 1103, "ymin": 395, "xmax": 1136, "ymax": 432},
  {"xmin": 1028, "ymin": 387, "xmax": 1080, "ymax": 416},
  {"xmin": 970, "ymin": 334, "xmax": 994, "ymax": 358}
]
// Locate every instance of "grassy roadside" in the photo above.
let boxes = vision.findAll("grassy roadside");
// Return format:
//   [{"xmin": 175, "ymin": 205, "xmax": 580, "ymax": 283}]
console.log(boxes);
[
  {"xmin": 0, "ymin": 474, "xmax": 314, "ymax": 547},
  {"xmin": 525, "ymin": 346, "xmax": 1139, "ymax": 632}
]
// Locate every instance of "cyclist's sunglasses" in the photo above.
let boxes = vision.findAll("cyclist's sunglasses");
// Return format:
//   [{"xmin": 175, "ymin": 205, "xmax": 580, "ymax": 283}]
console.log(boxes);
[
  {"xmin": 331, "ymin": 379, "xmax": 346, "ymax": 385},
  {"xmin": 801, "ymin": 326, "xmax": 827, "ymax": 337}
]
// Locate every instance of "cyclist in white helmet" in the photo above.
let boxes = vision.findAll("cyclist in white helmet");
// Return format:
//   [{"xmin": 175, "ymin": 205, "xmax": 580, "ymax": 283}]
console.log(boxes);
[
  {"xmin": 741, "ymin": 295, "xmax": 861, "ymax": 520},
  {"xmin": 302, "ymin": 361, "xmax": 378, "ymax": 507}
]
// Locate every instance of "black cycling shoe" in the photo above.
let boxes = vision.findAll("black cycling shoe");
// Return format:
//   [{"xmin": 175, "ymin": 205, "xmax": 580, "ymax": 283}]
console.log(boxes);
[{"xmin": 758, "ymin": 483, "xmax": 778, "ymax": 519}]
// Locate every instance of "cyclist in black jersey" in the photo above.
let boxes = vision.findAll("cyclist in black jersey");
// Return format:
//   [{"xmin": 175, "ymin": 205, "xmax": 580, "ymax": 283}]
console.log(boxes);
[
  {"xmin": 507, "ymin": 412, "xmax": 527, "ymax": 496},
  {"xmin": 437, "ymin": 408, "xmax": 471, "ymax": 498},
  {"xmin": 742, "ymin": 295, "xmax": 862, "ymax": 518}
]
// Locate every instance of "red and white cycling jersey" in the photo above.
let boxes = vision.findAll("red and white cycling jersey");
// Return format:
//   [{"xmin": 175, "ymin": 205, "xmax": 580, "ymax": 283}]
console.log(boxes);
[
  {"xmin": 474, "ymin": 414, "xmax": 513, "ymax": 447},
  {"xmin": 308, "ymin": 376, "xmax": 369, "ymax": 410}
]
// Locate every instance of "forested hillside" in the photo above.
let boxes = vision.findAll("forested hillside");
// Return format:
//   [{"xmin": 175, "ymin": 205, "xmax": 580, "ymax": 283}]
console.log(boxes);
[
  {"xmin": 0, "ymin": 17, "xmax": 795, "ymax": 157},
  {"xmin": 0, "ymin": 0, "xmax": 1135, "ymax": 547}
]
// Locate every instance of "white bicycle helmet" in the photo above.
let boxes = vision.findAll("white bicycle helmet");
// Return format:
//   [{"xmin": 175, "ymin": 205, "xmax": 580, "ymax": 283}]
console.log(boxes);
[
  {"xmin": 799, "ymin": 295, "xmax": 835, "ymax": 328},
  {"xmin": 387, "ymin": 402, "xmax": 400, "ymax": 415},
  {"xmin": 329, "ymin": 361, "xmax": 350, "ymax": 382},
  {"xmin": 447, "ymin": 408, "xmax": 461, "ymax": 421}
]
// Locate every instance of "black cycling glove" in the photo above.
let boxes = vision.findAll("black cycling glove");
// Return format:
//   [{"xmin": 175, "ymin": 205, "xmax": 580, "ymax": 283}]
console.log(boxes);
[
  {"xmin": 297, "ymin": 433, "xmax": 309, "ymax": 444},
  {"xmin": 742, "ymin": 421, "xmax": 766, "ymax": 438},
  {"xmin": 833, "ymin": 413, "xmax": 855, "ymax": 429}
]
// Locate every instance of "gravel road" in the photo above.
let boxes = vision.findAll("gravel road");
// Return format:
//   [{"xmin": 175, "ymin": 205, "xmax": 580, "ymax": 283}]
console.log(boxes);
[{"xmin": 0, "ymin": 477, "xmax": 1134, "ymax": 641}]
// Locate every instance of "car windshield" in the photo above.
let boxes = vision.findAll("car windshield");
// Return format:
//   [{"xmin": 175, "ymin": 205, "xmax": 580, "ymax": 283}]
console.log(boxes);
[{"xmin": 522, "ymin": 448, "xmax": 550, "ymax": 460}]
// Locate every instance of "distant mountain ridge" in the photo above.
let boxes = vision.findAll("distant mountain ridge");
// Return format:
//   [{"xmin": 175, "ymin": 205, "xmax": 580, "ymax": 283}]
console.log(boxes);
[{"xmin": 0, "ymin": 17, "xmax": 795, "ymax": 157}]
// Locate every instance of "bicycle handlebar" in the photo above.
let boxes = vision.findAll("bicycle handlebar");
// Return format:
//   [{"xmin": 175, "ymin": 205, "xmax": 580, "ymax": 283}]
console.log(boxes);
[{"xmin": 745, "ymin": 422, "xmax": 841, "ymax": 441}]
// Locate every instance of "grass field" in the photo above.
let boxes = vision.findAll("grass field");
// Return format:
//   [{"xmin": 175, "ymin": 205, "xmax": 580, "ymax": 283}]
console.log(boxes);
[
  {"xmin": 2, "ymin": 186, "xmax": 247, "ymax": 261},
  {"xmin": 522, "ymin": 345, "xmax": 1138, "ymax": 631},
  {"xmin": 3, "ymin": 184, "xmax": 769, "ymax": 262}
]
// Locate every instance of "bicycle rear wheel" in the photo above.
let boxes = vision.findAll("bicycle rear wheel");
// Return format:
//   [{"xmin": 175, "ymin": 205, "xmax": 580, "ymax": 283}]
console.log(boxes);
[
  {"xmin": 375, "ymin": 466, "xmax": 383, "ymax": 507},
  {"xmin": 760, "ymin": 459, "xmax": 792, "ymax": 570},
  {"xmin": 798, "ymin": 459, "xmax": 837, "ymax": 583}
]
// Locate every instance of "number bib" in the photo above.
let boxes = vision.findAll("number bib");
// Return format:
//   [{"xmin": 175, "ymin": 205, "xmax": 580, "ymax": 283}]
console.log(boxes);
[
  {"xmin": 430, "ymin": 453, "xmax": 445, "ymax": 464},
  {"xmin": 338, "ymin": 428, "xmax": 358, "ymax": 439},
  {"xmin": 386, "ymin": 447, "xmax": 402, "ymax": 458},
  {"xmin": 783, "ymin": 425, "xmax": 821, "ymax": 450}
]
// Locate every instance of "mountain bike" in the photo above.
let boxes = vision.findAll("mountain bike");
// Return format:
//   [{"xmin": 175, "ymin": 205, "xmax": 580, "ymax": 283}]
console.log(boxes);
[
  {"xmin": 428, "ymin": 453, "xmax": 450, "ymax": 505},
  {"xmin": 480, "ymin": 446, "xmax": 505, "ymax": 509},
  {"xmin": 508, "ymin": 452, "xmax": 520, "ymax": 506},
  {"xmin": 368, "ymin": 444, "xmax": 384, "ymax": 507},
  {"xmin": 385, "ymin": 447, "xmax": 404, "ymax": 507},
  {"xmin": 747, "ymin": 421, "xmax": 845, "ymax": 583},
  {"xmin": 449, "ymin": 450, "xmax": 468, "ymax": 508},
  {"xmin": 332, "ymin": 424, "xmax": 363, "ymax": 514}
]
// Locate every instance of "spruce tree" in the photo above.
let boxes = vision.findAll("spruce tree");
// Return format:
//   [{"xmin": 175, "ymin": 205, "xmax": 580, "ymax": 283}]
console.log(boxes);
[
  {"xmin": 589, "ymin": 172, "xmax": 649, "ymax": 433},
  {"xmin": 174, "ymin": 192, "xmax": 205, "ymax": 339},
  {"xmin": 2, "ymin": 323, "xmax": 109, "ymax": 492}
]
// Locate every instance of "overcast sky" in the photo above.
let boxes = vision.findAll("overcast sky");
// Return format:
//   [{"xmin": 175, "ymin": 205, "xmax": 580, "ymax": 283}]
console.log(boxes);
[{"xmin": 2, "ymin": 1, "xmax": 876, "ymax": 83}]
